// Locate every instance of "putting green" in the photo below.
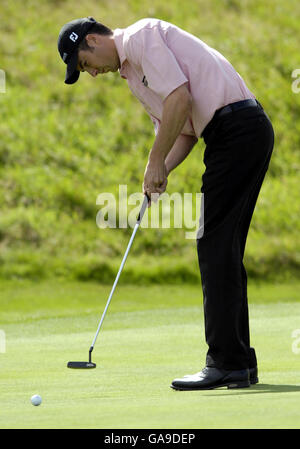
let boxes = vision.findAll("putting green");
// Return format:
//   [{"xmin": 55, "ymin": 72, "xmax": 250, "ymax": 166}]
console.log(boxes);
[{"xmin": 0, "ymin": 281, "xmax": 300, "ymax": 429}]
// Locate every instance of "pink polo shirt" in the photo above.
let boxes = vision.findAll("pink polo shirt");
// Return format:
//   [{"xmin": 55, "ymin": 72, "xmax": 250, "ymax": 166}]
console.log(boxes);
[{"xmin": 113, "ymin": 18, "xmax": 256, "ymax": 138}]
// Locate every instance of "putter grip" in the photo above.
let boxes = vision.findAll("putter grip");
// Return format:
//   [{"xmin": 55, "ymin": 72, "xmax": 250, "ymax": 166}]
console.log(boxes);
[{"xmin": 137, "ymin": 194, "xmax": 150, "ymax": 223}]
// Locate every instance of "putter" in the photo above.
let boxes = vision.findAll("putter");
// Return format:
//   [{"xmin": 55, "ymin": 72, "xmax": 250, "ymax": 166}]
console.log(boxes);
[{"xmin": 67, "ymin": 193, "xmax": 149, "ymax": 369}]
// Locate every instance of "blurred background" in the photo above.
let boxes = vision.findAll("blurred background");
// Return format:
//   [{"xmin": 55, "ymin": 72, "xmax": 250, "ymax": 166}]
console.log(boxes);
[{"xmin": 0, "ymin": 0, "xmax": 299, "ymax": 285}]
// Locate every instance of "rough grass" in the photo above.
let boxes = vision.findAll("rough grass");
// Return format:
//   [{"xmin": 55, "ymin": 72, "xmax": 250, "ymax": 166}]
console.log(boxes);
[{"xmin": 0, "ymin": 0, "xmax": 299, "ymax": 283}]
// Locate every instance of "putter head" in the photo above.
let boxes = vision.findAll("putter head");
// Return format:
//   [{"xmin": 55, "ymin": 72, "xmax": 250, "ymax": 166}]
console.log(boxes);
[{"xmin": 67, "ymin": 361, "xmax": 96, "ymax": 369}]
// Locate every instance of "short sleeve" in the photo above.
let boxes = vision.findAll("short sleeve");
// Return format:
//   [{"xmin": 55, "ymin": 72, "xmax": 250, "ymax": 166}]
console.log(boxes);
[{"xmin": 149, "ymin": 113, "xmax": 161, "ymax": 135}]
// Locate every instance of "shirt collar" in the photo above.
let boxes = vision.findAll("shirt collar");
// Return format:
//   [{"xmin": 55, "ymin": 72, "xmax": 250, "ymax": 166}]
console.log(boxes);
[{"xmin": 113, "ymin": 28, "xmax": 127, "ymax": 75}]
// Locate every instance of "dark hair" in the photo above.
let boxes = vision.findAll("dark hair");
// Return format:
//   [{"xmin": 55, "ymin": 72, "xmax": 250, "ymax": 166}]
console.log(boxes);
[{"xmin": 78, "ymin": 22, "xmax": 113, "ymax": 52}]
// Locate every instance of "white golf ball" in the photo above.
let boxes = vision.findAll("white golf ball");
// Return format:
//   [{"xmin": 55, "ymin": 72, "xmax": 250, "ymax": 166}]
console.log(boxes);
[{"xmin": 31, "ymin": 394, "xmax": 42, "ymax": 406}]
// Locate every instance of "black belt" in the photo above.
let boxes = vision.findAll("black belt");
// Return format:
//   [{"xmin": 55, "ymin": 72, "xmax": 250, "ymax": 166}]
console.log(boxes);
[
  {"xmin": 216, "ymin": 98, "xmax": 261, "ymax": 118},
  {"xmin": 201, "ymin": 99, "xmax": 262, "ymax": 141}
]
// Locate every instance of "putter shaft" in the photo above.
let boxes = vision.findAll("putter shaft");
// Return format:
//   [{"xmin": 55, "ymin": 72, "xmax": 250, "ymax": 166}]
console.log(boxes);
[{"xmin": 89, "ymin": 194, "xmax": 149, "ymax": 356}]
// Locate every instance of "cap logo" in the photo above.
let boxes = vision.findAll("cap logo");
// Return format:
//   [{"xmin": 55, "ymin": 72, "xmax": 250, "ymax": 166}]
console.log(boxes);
[{"xmin": 69, "ymin": 32, "xmax": 79, "ymax": 43}]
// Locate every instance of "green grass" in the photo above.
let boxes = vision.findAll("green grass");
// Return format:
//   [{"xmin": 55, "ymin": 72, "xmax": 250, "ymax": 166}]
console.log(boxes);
[
  {"xmin": 0, "ymin": 0, "xmax": 300, "ymax": 282},
  {"xmin": 1, "ymin": 1, "xmax": 299, "ymax": 425},
  {"xmin": 1, "ymin": 280, "xmax": 300, "ymax": 429}
]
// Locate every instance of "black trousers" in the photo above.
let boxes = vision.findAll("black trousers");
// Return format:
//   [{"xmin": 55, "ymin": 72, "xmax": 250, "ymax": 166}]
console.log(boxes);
[{"xmin": 197, "ymin": 100, "xmax": 274, "ymax": 370}]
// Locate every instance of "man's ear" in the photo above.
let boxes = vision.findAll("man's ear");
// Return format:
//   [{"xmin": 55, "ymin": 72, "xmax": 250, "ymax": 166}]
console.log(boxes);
[{"xmin": 85, "ymin": 33, "xmax": 101, "ymax": 48}]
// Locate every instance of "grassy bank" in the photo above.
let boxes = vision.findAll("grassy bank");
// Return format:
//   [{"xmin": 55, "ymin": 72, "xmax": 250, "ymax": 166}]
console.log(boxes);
[{"xmin": 0, "ymin": 0, "xmax": 299, "ymax": 282}]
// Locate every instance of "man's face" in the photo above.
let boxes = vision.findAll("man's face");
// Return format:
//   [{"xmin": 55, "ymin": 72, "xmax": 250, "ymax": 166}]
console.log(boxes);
[{"xmin": 76, "ymin": 33, "xmax": 120, "ymax": 77}]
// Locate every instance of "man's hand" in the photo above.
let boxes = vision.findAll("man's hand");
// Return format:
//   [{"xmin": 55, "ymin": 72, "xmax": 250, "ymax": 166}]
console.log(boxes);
[{"xmin": 143, "ymin": 154, "xmax": 168, "ymax": 205}]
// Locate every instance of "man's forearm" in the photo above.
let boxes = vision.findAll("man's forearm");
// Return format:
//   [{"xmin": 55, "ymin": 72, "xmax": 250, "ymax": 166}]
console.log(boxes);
[
  {"xmin": 149, "ymin": 84, "xmax": 192, "ymax": 163},
  {"xmin": 143, "ymin": 84, "xmax": 194, "ymax": 198},
  {"xmin": 165, "ymin": 134, "xmax": 198, "ymax": 175}
]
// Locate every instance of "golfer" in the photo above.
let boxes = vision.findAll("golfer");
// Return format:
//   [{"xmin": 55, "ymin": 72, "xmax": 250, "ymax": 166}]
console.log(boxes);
[{"xmin": 57, "ymin": 17, "xmax": 274, "ymax": 390}]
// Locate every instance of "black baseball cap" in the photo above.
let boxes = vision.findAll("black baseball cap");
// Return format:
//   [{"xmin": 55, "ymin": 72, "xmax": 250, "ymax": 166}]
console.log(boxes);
[{"xmin": 57, "ymin": 17, "xmax": 97, "ymax": 84}]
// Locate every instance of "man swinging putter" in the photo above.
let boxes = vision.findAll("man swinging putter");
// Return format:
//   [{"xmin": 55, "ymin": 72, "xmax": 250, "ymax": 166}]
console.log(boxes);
[{"xmin": 57, "ymin": 17, "xmax": 274, "ymax": 390}]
